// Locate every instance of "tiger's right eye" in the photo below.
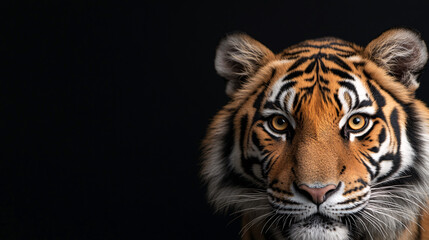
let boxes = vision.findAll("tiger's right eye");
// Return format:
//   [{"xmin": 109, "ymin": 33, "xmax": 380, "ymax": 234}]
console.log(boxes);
[{"xmin": 269, "ymin": 115, "xmax": 289, "ymax": 133}]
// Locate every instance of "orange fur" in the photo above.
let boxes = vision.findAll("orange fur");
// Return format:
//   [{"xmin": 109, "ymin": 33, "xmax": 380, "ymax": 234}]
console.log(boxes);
[{"xmin": 203, "ymin": 29, "xmax": 429, "ymax": 240}]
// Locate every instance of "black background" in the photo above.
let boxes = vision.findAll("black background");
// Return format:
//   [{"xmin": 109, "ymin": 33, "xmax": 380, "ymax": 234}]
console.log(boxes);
[{"xmin": 4, "ymin": 1, "xmax": 429, "ymax": 239}]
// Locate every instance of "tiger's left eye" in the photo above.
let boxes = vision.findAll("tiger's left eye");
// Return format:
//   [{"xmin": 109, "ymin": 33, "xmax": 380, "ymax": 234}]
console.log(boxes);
[
  {"xmin": 269, "ymin": 115, "xmax": 289, "ymax": 133},
  {"xmin": 347, "ymin": 114, "xmax": 367, "ymax": 131}
]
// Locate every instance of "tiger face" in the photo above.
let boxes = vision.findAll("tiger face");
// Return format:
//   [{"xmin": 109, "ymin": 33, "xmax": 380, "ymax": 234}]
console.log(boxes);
[{"xmin": 201, "ymin": 28, "xmax": 429, "ymax": 240}]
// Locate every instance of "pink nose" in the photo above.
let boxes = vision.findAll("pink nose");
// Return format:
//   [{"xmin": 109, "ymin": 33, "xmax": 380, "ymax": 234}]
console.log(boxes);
[{"xmin": 298, "ymin": 184, "xmax": 337, "ymax": 204}]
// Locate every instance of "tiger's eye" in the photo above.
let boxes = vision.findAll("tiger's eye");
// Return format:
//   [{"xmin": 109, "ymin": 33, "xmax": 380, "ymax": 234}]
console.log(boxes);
[
  {"xmin": 348, "ymin": 114, "xmax": 366, "ymax": 131},
  {"xmin": 270, "ymin": 115, "xmax": 288, "ymax": 132}
]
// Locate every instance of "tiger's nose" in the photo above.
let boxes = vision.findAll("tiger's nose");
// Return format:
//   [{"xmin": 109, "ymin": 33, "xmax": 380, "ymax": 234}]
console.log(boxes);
[{"xmin": 298, "ymin": 184, "xmax": 338, "ymax": 204}]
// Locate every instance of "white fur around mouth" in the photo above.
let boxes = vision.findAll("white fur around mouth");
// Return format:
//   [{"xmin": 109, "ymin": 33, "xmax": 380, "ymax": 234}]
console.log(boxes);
[{"xmin": 287, "ymin": 214, "xmax": 350, "ymax": 240}]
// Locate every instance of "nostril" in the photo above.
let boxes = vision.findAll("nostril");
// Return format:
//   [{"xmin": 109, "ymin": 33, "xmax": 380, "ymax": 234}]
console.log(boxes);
[
  {"xmin": 324, "ymin": 189, "xmax": 336, "ymax": 201},
  {"xmin": 324, "ymin": 183, "xmax": 341, "ymax": 200},
  {"xmin": 297, "ymin": 187, "xmax": 314, "ymax": 202},
  {"xmin": 294, "ymin": 182, "xmax": 312, "ymax": 198}
]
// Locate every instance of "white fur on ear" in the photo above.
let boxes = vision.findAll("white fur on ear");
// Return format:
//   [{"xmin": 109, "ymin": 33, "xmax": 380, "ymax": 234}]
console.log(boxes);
[
  {"xmin": 215, "ymin": 33, "xmax": 274, "ymax": 97},
  {"xmin": 365, "ymin": 28, "xmax": 428, "ymax": 91}
]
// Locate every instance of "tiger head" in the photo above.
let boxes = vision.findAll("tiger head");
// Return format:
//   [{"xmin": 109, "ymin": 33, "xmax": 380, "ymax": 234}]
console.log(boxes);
[{"xmin": 201, "ymin": 28, "xmax": 429, "ymax": 240}]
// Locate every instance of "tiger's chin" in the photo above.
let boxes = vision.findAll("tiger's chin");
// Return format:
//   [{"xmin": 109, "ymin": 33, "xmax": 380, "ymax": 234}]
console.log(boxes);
[{"xmin": 286, "ymin": 215, "xmax": 350, "ymax": 240}]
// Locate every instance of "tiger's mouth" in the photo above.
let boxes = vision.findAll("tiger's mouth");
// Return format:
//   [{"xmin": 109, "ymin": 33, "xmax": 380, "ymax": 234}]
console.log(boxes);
[{"xmin": 298, "ymin": 213, "xmax": 341, "ymax": 226}]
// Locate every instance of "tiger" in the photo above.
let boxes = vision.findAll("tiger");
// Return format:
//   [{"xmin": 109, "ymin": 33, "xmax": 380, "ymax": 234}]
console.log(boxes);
[{"xmin": 201, "ymin": 28, "xmax": 429, "ymax": 240}]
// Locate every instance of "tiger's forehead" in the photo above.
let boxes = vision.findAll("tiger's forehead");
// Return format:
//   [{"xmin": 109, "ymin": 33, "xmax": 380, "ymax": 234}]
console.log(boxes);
[{"xmin": 263, "ymin": 38, "xmax": 370, "ymax": 121}]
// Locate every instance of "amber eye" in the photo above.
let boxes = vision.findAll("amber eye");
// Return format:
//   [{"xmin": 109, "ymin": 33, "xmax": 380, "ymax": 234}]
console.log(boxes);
[
  {"xmin": 347, "ymin": 114, "xmax": 367, "ymax": 131},
  {"xmin": 269, "ymin": 115, "xmax": 289, "ymax": 133}
]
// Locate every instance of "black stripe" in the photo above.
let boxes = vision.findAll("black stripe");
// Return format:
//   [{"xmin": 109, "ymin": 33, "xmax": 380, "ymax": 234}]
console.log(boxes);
[
  {"xmin": 320, "ymin": 86, "xmax": 331, "ymax": 93},
  {"xmin": 239, "ymin": 115, "xmax": 263, "ymax": 182},
  {"xmin": 251, "ymin": 132, "xmax": 262, "ymax": 151},
  {"xmin": 280, "ymin": 81, "xmax": 298, "ymax": 93},
  {"xmin": 353, "ymin": 62, "xmax": 366, "ymax": 68},
  {"xmin": 376, "ymin": 108, "xmax": 402, "ymax": 182},
  {"xmin": 292, "ymin": 92, "xmax": 300, "ymax": 111},
  {"xmin": 268, "ymin": 67, "xmax": 277, "ymax": 83},
  {"xmin": 384, "ymin": 108, "xmax": 401, "ymax": 179},
  {"xmin": 403, "ymin": 103, "xmax": 424, "ymax": 166},
  {"xmin": 338, "ymin": 81, "xmax": 357, "ymax": 92},
  {"xmin": 326, "ymin": 54, "xmax": 352, "ymax": 71},
  {"xmin": 338, "ymin": 192, "xmax": 368, "ymax": 204},
  {"xmin": 390, "ymin": 108, "xmax": 401, "ymax": 147},
  {"xmin": 367, "ymin": 80, "xmax": 386, "ymax": 108},
  {"xmin": 368, "ymin": 147, "xmax": 379, "ymax": 153},
  {"xmin": 283, "ymin": 71, "xmax": 304, "ymax": 81},
  {"xmin": 264, "ymin": 155, "xmax": 279, "ymax": 176},
  {"xmin": 336, "ymin": 200, "xmax": 367, "ymax": 210},
  {"xmin": 339, "ymin": 81, "xmax": 359, "ymax": 106},
  {"xmin": 294, "ymin": 93, "xmax": 305, "ymax": 114},
  {"xmin": 221, "ymin": 110, "xmax": 238, "ymax": 161},
  {"xmin": 263, "ymin": 101, "xmax": 281, "ymax": 111},
  {"xmin": 330, "ymin": 47, "xmax": 355, "ymax": 55},
  {"xmin": 239, "ymin": 115, "xmax": 249, "ymax": 153},
  {"xmin": 362, "ymin": 150, "xmax": 380, "ymax": 177},
  {"xmin": 376, "ymin": 168, "xmax": 421, "ymax": 189},
  {"xmin": 360, "ymin": 157, "xmax": 375, "ymax": 179},
  {"xmin": 335, "ymin": 106, "xmax": 340, "ymax": 116},
  {"xmin": 331, "ymin": 68, "xmax": 354, "ymax": 80},
  {"xmin": 337, "ymin": 53, "xmax": 356, "ymax": 58},
  {"xmin": 218, "ymin": 111, "xmax": 258, "ymax": 189},
  {"xmin": 356, "ymin": 99, "xmax": 373, "ymax": 108},
  {"xmin": 238, "ymin": 114, "xmax": 255, "ymax": 183},
  {"xmin": 334, "ymin": 93, "xmax": 342, "ymax": 112},
  {"xmin": 288, "ymin": 58, "xmax": 309, "ymax": 71},
  {"xmin": 293, "ymin": 43, "xmax": 328, "ymax": 48},
  {"xmin": 319, "ymin": 75, "xmax": 329, "ymax": 85},
  {"xmin": 305, "ymin": 76, "xmax": 314, "ymax": 82},
  {"xmin": 378, "ymin": 127, "xmax": 386, "ymax": 144},
  {"xmin": 253, "ymin": 88, "xmax": 267, "ymax": 110},
  {"xmin": 253, "ymin": 68, "xmax": 274, "ymax": 111},
  {"xmin": 251, "ymin": 84, "xmax": 270, "ymax": 126},
  {"xmin": 319, "ymin": 59, "xmax": 328, "ymax": 73},
  {"xmin": 304, "ymin": 60, "xmax": 316, "ymax": 73},
  {"xmin": 281, "ymin": 49, "xmax": 310, "ymax": 57},
  {"xmin": 363, "ymin": 70, "xmax": 372, "ymax": 80},
  {"xmin": 275, "ymin": 81, "xmax": 297, "ymax": 102},
  {"xmin": 293, "ymin": 43, "xmax": 354, "ymax": 53},
  {"xmin": 300, "ymin": 85, "xmax": 315, "ymax": 96},
  {"xmin": 378, "ymin": 153, "xmax": 395, "ymax": 163}
]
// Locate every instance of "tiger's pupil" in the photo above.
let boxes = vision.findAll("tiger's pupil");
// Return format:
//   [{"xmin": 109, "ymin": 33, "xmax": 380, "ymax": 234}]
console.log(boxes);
[{"xmin": 352, "ymin": 117, "xmax": 361, "ymax": 125}]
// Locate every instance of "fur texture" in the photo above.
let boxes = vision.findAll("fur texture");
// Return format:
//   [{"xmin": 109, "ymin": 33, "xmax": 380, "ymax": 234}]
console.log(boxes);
[{"xmin": 202, "ymin": 28, "xmax": 429, "ymax": 240}]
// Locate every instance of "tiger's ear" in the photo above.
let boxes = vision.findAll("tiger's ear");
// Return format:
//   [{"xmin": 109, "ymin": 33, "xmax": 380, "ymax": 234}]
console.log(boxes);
[
  {"xmin": 365, "ymin": 28, "xmax": 428, "ymax": 91},
  {"xmin": 215, "ymin": 33, "xmax": 275, "ymax": 97}
]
